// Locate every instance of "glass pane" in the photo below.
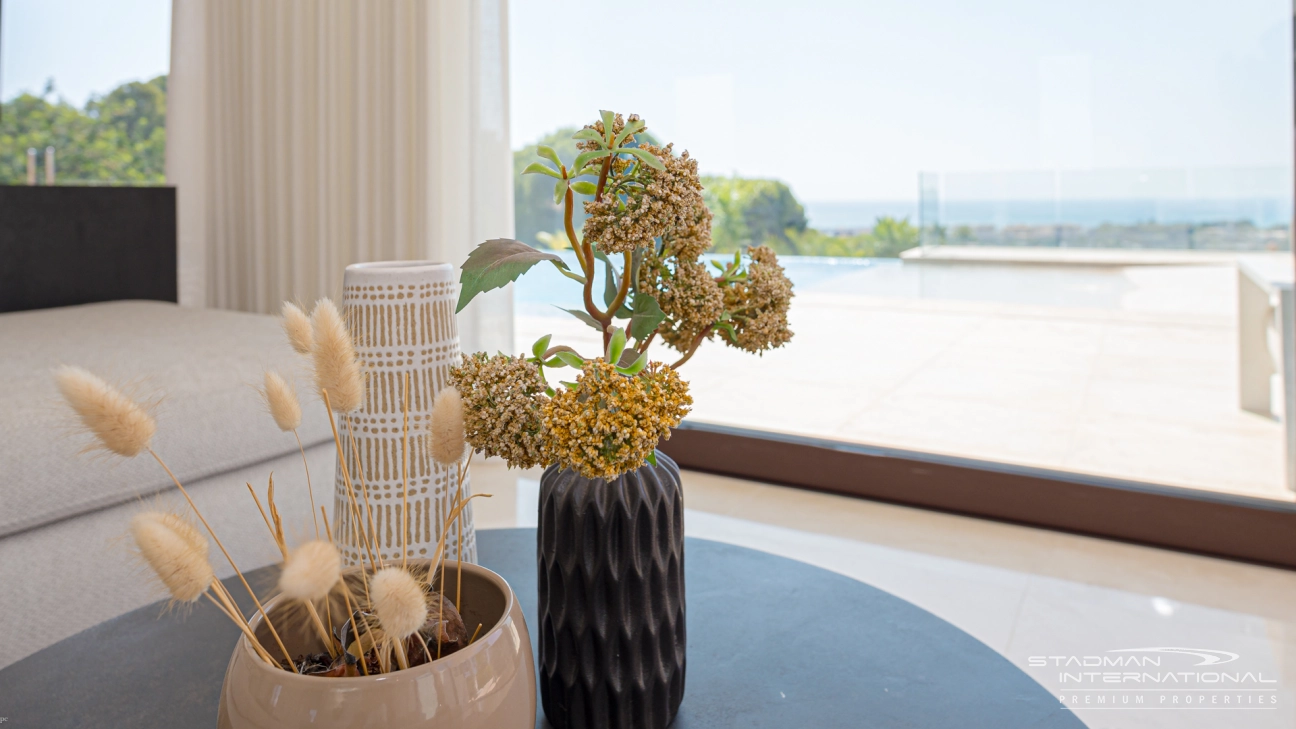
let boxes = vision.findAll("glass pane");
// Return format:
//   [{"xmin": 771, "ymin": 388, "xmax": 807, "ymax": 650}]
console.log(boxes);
[
  {"xmin": 510, "ymin": 0, "xmax": 1294, "ymax": 501},
  {"xmin": 1, "ymin": 0, "xmax": 171, "ymax": 185}
]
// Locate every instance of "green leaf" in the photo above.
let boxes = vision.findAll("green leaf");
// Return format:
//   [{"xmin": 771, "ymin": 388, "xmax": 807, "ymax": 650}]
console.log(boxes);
[
  {"xmin": 545, "ymin": 386, "xmax": 557, "ymax": 397},
  {"xmin": 559, "ymin": 306, "xmax": 603, "ymax": 331},
  {"xmin": 570, "ymin": 181, "xmax": 597, "ymax": 196},
  {"xmin": 572, "ymin": 128, "xmax": 603, "ymax": 142},
  {"xmin": 554, "ymin": 262, "xmax": 587, "ymax": 284},
  {"xmin": 716, "ymin": 321, "xmax": 738, "ymax": 343},
  {"xmin": 615, "ymin": 350, "xmax": 648, "ymax": 376},
  {"xmin": 595, "ymin": 250, "xmax": 623, "ymax": 313},
  {"xmin": 630, "ymin": 248, "xmax": 644, "ymax": 294},
  {"xmin": 560, "ymin": 381, "xmax": 579, "ymax": 390},
  {"xmin": 521, "ymin": 162, "xmax": 561, "ymax": 179},
  {"xmin": 619, "ymin": 146, "xmax": 665, "ymax": 171},
  {"xmin": 552, "ymin": 179, "xmax": 567, "ymax": 205},
  {"xmin": 554, "ymin": 351, "xmax": 586, "ymax": 369},
  {"xmin": 599, "ymin": 110, "xmax": 616, "ymax": 143},
  {"xmin": 458, "ymin": 239, "xmax": 567, "ymax": 313},
  {"xmin": 605, "ymin": 327, "xmax": 627, "ymax": 365},
  {"xmin": 543, "ymin": 357, "xmax": 563, "ymax": 368},
  {"xmin": 616, "ymin": 347, "xmax": 640, "ymax": 368},
  {"xmin": 537, "ymin": 145, "xmax": 562, "ymax": 168},
  {"xmin": 531, "ymin": 334, "xmax": 552, "ymax": 358},
  {"xmin": 613, "ymin": 118, "xmax": 646, "ymax": 148},
  {"xmin": 645, "ymin": 450, "xmax": 658, "ymax": 467},
  {"xmin": 572, "ymin": 149, "xmax": 612, "ymax": 172},
  {"xmin": 710, "ymin": 259, "xmax": 726, "ymax": 271},
  {"xmin": 628, "ymin": 292, "xmax": 666, "ymax": 341}
]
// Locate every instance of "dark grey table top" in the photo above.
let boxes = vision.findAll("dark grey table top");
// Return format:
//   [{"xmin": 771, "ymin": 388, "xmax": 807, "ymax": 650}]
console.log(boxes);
[{"xmin": 0, "ymin": 528, "xmax": 1084, "ymax": 728}]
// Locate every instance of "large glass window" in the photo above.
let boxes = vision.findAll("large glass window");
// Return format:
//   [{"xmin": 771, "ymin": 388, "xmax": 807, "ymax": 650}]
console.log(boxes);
[
  {"xmin": 1, "ymin": 0, "xmax": 171, "ymax": 185},
  {"xmin": 511, "ymin": 0, "xmax": 1293, "ymax": 501}
]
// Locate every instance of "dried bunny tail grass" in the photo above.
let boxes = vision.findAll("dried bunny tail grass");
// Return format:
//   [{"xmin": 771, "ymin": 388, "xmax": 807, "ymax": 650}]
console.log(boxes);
[
  {"xmin": 282, "ymin": 301, "xmax": 314, "ymax": 355},
  {"xmin": 428, "ymin": 387, "xmax": 467, "ymax": 466},
  {"xmin": 54, "ymin": 365, "xmax": 156, "ymax": 457},
  {"xmin": 278, "ymin": 540, "xmax": 341, "ymax": 601},
  {"xmin": 262, "ymin": 371, "xmax": 302, "ymax": 431},
  {"xmin": 131, "ymin": 511, "xmax": 215, "ymax": 603},
  {"xmin": 310, "ymin": 298, "xmax": 364, "ymax": 412},
  {"xmin": 371, "ymin": 567, "xmax": 427, "ymax": 640},
  {"xmin": 153, "ymin": 510, "xmax": 209, "ymax": 561}
]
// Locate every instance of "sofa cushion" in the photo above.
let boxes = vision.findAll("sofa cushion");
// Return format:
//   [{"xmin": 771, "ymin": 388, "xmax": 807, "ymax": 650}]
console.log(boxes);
[{"xmin": 0, "ymin": 301, "xmax": 333, "ymax": 537}]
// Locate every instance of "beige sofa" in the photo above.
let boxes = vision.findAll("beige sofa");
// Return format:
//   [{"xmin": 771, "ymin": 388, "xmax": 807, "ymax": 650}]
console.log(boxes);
[{"xmin": 0, "ymin": 301, "xmax": 337, "ymax": 668}]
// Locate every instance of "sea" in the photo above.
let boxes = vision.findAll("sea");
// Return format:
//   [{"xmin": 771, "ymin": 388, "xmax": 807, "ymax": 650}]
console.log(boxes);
[{"xmin": 804, "ymin": 198, "xmax": 1293, "ymax": 230}]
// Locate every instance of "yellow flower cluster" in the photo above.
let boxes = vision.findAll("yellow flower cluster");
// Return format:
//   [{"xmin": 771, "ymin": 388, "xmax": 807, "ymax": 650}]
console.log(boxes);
[{"xmin": 542, "ymin": 360, "xmax": 692, "ymax": 480}]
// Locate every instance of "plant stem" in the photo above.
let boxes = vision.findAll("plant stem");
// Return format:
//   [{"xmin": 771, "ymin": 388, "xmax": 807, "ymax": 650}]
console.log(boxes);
[
  {"xmin": 603, "ymin": 251, "xmax": 634, "ymax": 351},
  {"xmin": 563, "ymin": 186, "xmax": 589, "ymax": 277},
  {"xmin": 338, "ymin": 584, "xmax": 369, "ymax": 676},
  {"xmin": 322, "ymin": 393, "xmax": 379, "ymax": 571},
  {"xmin": 207, "ymin": 588, "xmax": 276, "ymax": 666},
  {"xmin": 293, "ymin": 429, "xmax": 319, "ymax": 539},
  {"xmin": 305, "ymin": 601, "xmax": 338, "ymax": 659},
  {"xmin": 245, "ymin": 482, "xmax": 287, "ymax": 559},
  {"xmin": 594, "ymin": 154, "xmax": 613, "ymax": 201},
  {"xmin": 321, "ymin": 506, "xmax": 334, "ymax": 544},
  {"xmin": 669, "ymin": 326, "xmax": 714, "ymax": 369},
  {"xmin": 455, "ymin": 451, "xmax": 474, "ymax": 611},
  {"xmin": 148, "ymin": 448, "xmax": 297, "ymax": 672},
  {"xmin": 345, "ymin": 418, "xmax": 384, "ymax": 569},
  {"xmin": 636, "ymin": 330, "xmax": 657, "ymax": 354}
]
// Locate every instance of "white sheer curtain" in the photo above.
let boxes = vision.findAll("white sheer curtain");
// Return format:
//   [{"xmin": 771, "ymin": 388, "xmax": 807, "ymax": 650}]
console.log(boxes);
[{"xmin": 166, "ymin": 0, "xmax": 514, "ymax": 355}]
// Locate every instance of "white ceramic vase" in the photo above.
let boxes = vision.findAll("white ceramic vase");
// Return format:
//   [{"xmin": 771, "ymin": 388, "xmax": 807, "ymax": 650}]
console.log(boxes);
[{"xmin": 334, "ymin": 261, "xmax": 475, "ymax": 566}]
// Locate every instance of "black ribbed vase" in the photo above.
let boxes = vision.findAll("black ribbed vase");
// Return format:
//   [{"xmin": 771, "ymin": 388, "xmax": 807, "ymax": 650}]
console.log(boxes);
[{"xmin": 537, "ymin": 450, "xmax": 686, "ymax": 729}]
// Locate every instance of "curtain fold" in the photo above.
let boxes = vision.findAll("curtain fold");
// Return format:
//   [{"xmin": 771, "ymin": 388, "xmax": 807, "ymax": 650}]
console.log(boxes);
[{"xmin": 166, "ymin": 0, "xmax": 514, "ymax": 356}]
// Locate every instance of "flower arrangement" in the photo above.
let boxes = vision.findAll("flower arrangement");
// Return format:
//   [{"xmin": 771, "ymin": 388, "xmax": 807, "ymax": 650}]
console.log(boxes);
[
  {"xmin": 455, "ymin": 110, "xmax": 794, "ymax": 479},
  {"xmin": 55, "ymin": 299, "xmax": 484, "ymax": 677}
]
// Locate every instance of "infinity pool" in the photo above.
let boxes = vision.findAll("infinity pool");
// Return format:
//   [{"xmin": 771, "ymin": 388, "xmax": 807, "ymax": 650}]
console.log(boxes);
[{"xmin": 515, "ymin": 252, "xmax": 1234, "ymax": 318}]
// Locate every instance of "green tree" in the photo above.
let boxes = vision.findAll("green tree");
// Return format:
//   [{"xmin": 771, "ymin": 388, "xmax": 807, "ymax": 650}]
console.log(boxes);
[
  {"xmin": 514, "ymin": 127, "xmax": 585, "ymax": 248},
  {"xmin": 512, "ymin": 127, "xmax": 923, "ymax": 258},
  {"xmin": 870, "ymin": 216, "xmax": 921, "ymax": 257},
  {"xmin": 0, "ymin": 75, "xmax": 167, "ymax": 184},
  {"xmin": 702, "ymin": 176, "xmax": 808, "ymax": 254}
]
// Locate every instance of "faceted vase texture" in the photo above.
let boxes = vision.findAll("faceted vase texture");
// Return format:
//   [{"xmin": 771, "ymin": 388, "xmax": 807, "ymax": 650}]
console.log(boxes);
[{"xmin": 537, "ymin": 450, "xmax": 686, "ymax": 729}]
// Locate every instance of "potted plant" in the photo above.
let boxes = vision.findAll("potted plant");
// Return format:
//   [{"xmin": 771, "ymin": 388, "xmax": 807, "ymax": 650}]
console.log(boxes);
[
  {"xmin": 453, "ymin": 110, "xmax": 794, "ymax": 729},
  {"xmin": 54, "ymin": 298, "xmax": 536, "ymax": 728}
]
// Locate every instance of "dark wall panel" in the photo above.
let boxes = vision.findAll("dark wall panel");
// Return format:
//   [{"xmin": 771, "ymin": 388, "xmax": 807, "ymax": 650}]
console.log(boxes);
[
  {"xmin": 661, "ymin": 420, "xmax": 1296, "ymax": 570},
  {"xmin": 0, "ymin": 185, "xmax": 177, "ymax": 312}
]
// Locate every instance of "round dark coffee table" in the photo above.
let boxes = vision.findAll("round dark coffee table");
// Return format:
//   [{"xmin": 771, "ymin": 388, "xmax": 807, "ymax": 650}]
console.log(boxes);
[{"xmin": 0, "ymin": 528, "xmax": 1082, "ymax": 728}]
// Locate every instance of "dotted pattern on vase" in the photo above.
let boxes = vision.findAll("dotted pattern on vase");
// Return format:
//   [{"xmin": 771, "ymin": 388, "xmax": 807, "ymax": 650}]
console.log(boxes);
[
  {"xmin": 537, "ymin": 453, "xmax": 686, "ymax": 729},
  {"xmin": 333, "ymin": 266, "xmax": 477, "ymax": 567}
]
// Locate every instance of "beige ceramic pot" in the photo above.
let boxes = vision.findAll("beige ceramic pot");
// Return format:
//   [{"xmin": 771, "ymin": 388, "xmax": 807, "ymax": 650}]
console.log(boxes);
[{"xmin": 217, "ymin": 561, "xmax": 535, "ymax": 728}]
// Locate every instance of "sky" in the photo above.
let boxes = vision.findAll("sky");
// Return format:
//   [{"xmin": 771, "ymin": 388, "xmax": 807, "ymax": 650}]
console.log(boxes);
[
  {"xmin": 510, "ymin": 0, "xmax": 1294, "ymax": 202},
  {"xmin": 1, "ymin": 0, "xmax": 170, "ymax": 107},
  {"xmin": 3, "ymin": 0, "xmax": 1289, "ymax": 206}
]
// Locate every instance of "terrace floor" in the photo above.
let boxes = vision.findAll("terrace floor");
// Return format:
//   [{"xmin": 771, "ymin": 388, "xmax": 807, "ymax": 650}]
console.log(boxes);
[{"xmin": 517, "ymin": 256, "xmax": 1291, "ymax": 501}]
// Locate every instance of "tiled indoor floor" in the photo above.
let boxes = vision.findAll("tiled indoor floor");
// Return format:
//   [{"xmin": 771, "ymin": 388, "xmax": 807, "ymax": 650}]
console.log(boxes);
[
  {"xmin": 518, "ymin": 262, "xmax": 1289, "ymax": 500},
  {"xmin": 471, "ymin": 459, "xmax": 1296, "ymax": 729}
]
